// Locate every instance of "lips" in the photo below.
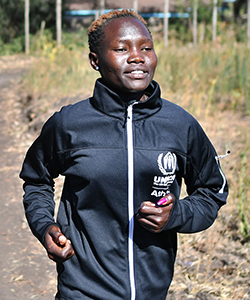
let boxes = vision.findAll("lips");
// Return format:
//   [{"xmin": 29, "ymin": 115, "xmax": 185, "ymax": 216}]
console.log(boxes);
[{"xmin": 125, "ymin": 69, "xmax": 148, "ymax": 79}]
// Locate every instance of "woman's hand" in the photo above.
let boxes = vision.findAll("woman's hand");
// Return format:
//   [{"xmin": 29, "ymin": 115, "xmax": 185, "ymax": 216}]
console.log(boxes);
[
  {"xmin": 136, "ymin": 194, "xmax": 175, "ymax": 233},
  {"xmin": 44, "ymin": 225, "xmax": 75, "ymax": 264}
]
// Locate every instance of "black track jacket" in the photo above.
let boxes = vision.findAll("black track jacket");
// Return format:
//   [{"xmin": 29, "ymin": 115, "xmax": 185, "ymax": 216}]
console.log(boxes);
[{"xmin": 20, "ymin": 79, "xmax": 228, "ymax": 300}]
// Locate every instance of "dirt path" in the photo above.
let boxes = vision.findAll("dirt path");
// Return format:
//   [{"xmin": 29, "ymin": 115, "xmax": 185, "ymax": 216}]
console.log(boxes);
[{"xmin": 0, "ymin": 56, "xmax": 56, "ymax": 300}]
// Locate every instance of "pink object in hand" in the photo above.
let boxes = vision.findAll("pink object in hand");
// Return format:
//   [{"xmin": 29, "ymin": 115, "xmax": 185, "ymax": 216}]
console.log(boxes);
[{"xmin": 157, "ymin": 193, "xmax": 175, "ymax": 206}]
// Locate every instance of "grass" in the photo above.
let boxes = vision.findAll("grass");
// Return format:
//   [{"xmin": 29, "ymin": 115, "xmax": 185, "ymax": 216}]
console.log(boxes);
[
  {"xmin": 22, "ymin": 38, "xmax": 250, "ymax": 123},
  {"xmin": 17, "ymin": 31, "xmax": 250, "ymax": 299},
  {"xmin": 154, "ymin": 41, "xmax": 250, "ymax": 116},
  {"xmin": 23, "ymin": 46, "xmax": 97, "ymax": 101},
  {"xmin": 237, "ymin": 144, "xmax": 250, "ymax": 240}
]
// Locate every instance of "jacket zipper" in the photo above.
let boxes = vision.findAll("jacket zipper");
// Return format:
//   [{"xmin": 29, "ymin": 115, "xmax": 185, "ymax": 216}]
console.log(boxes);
[{"xmin": 126, "ymin": 102, "xmax": 137, "ymax": 300}]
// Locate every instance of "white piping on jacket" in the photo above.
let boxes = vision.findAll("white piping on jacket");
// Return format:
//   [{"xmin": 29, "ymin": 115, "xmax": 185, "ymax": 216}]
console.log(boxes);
[
  {"xmin": 215, "ymin": 151, "xmax": 230, "ymax": 194},
  {"xmin": 215, "ymin": 160, "xmax": 227, "ymax": 194},
  {"xmin": 126, "ymin": 103, "xmax": 137, "ymax": 300}
]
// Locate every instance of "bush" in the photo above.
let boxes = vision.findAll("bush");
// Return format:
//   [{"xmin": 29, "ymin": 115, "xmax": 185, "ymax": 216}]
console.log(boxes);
[
  {"xmin": 0, "ymin": 0, "xmax": 68, "ymax": 44},
  {"xmin": 0, "ymin": 36, "xmax": 24, "ymax": 55}
]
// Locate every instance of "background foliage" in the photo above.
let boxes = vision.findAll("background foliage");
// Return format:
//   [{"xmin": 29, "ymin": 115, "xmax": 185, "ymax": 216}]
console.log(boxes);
[
  {"xmin": 0, "ymin": 0, "xmax": 68, "ymax": 45},
  {"xmin": 0, "ymin": 0, "xmax": 249, "ymax": 54}
]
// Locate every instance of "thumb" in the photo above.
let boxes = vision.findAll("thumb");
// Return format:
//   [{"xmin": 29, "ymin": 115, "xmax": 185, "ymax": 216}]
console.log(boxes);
[
  {"xmin": 56, "ymin": 232, "xmax": 67, "ymax": 246},
  {"xmin": 47, "ymin": 225, "xmax": 67, "ymax": 246}
]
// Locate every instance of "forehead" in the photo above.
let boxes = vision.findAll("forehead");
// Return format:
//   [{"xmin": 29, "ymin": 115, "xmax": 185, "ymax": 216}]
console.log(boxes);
[{"xmin": 103, "ymin": 17, "xmax": 152, "ymax": 41}]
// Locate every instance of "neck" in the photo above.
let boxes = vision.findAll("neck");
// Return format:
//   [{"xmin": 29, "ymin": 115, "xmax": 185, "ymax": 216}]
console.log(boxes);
[
  {"xmin": 119, "ymin": 91, "xmax": 147, "ymax": 103},
  {"xmin": 100, "ymin": 79, "xmax": 150, "ymax": 103}
]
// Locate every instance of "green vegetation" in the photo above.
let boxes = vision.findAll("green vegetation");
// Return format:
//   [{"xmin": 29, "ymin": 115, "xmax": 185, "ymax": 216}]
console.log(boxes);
[
  {"xmin": 155, "ymin": 41, "xmax": 250, "ymax": 116},
  {"xmin": 237, "ymin": 148, "xmax": 250, "ymax": 241},
  {"xmin": 22, "ymin": 30, "xmax": 97, "ymax": 102},
  {"xmin": 0, "ymin": 0, "xmax": 248, "ymax": 55},
  {"xmin": 21, "ymin": 29, "xmax": 250, "ymax": 117},
  {"xmin": 0, "ymin": 0, "xmax": 60, "ymax": 44}
]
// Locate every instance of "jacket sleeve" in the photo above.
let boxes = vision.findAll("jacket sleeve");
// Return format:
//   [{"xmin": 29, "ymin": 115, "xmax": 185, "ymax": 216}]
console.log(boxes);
[
  {"xmin": 20, "ymin": 112, "xmax": 63, "ymax": 245},
  {"xmin": 163, "ymin": 118, "xmax": 228, "ymax": 234}
]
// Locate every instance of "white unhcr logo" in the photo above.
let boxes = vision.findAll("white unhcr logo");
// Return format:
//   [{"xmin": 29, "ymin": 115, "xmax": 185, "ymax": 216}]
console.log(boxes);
[{"xmin": 157, "ymin": 152, "xmax": 177, "ymax": 175}]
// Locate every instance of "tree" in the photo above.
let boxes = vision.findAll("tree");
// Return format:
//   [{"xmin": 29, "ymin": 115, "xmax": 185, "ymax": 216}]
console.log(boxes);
[
  {"xmin": 56, "ymin": 0, "xmax": 62, "ymax": 47},
  {"xmin": 193, "ymin": 0, "xmax": 198, "ymax": 47},
  {"xmin": 0, "ymin": 0, "xmax": 24, "ymax": 43},
  {"xmin": 164, "ymin": 0, "xmax": 169, "ymax": 46},
  {"xmin": 234, "ymin": 0, "xmax": 247, "ymax": 23},
  {"xmin": 248, "ymin": 0, "xmax": 250, "ymax": 46},
  {"xmin": 25, "ymin": 0, "xmax": 29, "ymax": 54},
  {"xmin": 133, "ymin": 0, "xmax": 138, "ymax": 13},
  {"xmin": 212, "ymin": 0, "xmax": 218, "ymax": 42},
  {"xmin": 0, "ymin": 0, "xmax": 64, "ymax": 44}
]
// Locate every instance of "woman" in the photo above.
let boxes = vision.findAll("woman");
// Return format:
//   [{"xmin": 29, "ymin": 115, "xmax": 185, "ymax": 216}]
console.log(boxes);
[{"xmin": 20, "ymin": 9, "xmax": 228, "ymax": 300}]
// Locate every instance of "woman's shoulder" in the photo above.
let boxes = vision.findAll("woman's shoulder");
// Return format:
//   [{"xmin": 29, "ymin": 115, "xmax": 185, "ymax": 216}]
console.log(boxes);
[
  {"xmin": 160, "ymin": 98, "xmax": 197, "ymax": 124},
  {"xmin": 41, "ymin": 98, "xmax": 91, "ymax": 133},
  {"xmin": 59, "ymin": 98, "xmax": 91, "ymax": 115},
  {"xmin": 54, "ymin": 98, "xmax": 92, "ymax": 122}
]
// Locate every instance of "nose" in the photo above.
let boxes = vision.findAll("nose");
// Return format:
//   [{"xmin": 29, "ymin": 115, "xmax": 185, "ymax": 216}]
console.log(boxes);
[{"xmin": 127, "ymin": 47, "xmax": 144, "ymax": 64}]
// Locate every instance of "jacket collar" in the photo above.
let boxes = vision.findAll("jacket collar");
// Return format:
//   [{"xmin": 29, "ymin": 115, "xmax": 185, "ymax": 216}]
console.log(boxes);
[{"xmin": 90, "ymin": 79, "xmax": 162, "ymax": 121}]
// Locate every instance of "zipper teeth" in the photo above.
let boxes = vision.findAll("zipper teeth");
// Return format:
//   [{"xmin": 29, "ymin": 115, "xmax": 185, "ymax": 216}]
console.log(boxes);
[{"xmin": 127, "ymin": 104, "xmax": 136, "ymax": 300}]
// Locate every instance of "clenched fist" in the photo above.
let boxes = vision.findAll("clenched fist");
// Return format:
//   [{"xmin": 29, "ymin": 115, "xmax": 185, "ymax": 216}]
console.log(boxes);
[
  {"xmin": 136, "ymin": 193, "xmax": 175, "ymax": 233},
  {"xmin": 44, "ymin": 225, "xmax": 75, "ymax": 264}
]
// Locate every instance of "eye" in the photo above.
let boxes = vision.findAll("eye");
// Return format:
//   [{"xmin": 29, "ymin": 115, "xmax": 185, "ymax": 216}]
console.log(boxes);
[
  {"xmin": 114, "ymin": 48, "xmax": 127, "ymax": 52},
  {"xmin": 142, "ymin": 46, "xmax": 152, "ymax": 52}
]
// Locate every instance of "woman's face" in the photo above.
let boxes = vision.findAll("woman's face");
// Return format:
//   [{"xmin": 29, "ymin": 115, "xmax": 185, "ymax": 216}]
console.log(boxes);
[{"xmin": 90, "ymin": 17, "xmax": 158, "ymax": 94}]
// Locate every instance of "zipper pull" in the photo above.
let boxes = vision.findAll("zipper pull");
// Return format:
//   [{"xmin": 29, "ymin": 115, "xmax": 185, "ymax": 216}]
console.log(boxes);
[
  {"xmin": 127, "ymin": 104, "xmax": 133, "ymax": 121},
  {"xmin": 123, "ymin": 102, "xmax": 138, "ymax": 127},
  {"xmin": 215, "ymin": 150, "xmax": 231, "ymax": 161}
]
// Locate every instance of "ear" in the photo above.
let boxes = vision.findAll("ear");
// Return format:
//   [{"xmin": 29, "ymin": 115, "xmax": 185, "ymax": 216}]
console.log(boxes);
[{"xmin": 89, "ymin": 52, "xmax": 99, "ymax": 71}]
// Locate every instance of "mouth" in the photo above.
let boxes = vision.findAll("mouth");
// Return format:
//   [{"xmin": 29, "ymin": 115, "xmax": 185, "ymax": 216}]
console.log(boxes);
[
  {"xmin": 131, "ymin": 70, "xmax": 145, "ymax": 74},
  {"xmin": 125, "ymin": 69, "xmax": 148, "ymax": 79}
]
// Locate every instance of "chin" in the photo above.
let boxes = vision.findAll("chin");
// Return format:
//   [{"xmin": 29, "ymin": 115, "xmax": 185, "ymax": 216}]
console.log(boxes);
[{"xmin": 125, "ymin": 83, "xmax": 151, "ymax": 93}]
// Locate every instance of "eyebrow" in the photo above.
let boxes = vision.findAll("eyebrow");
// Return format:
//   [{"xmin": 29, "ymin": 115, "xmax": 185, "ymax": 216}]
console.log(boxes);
[{"xmin": 117, "ymin": 38, "xmax": 152, "ymax": 43}]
